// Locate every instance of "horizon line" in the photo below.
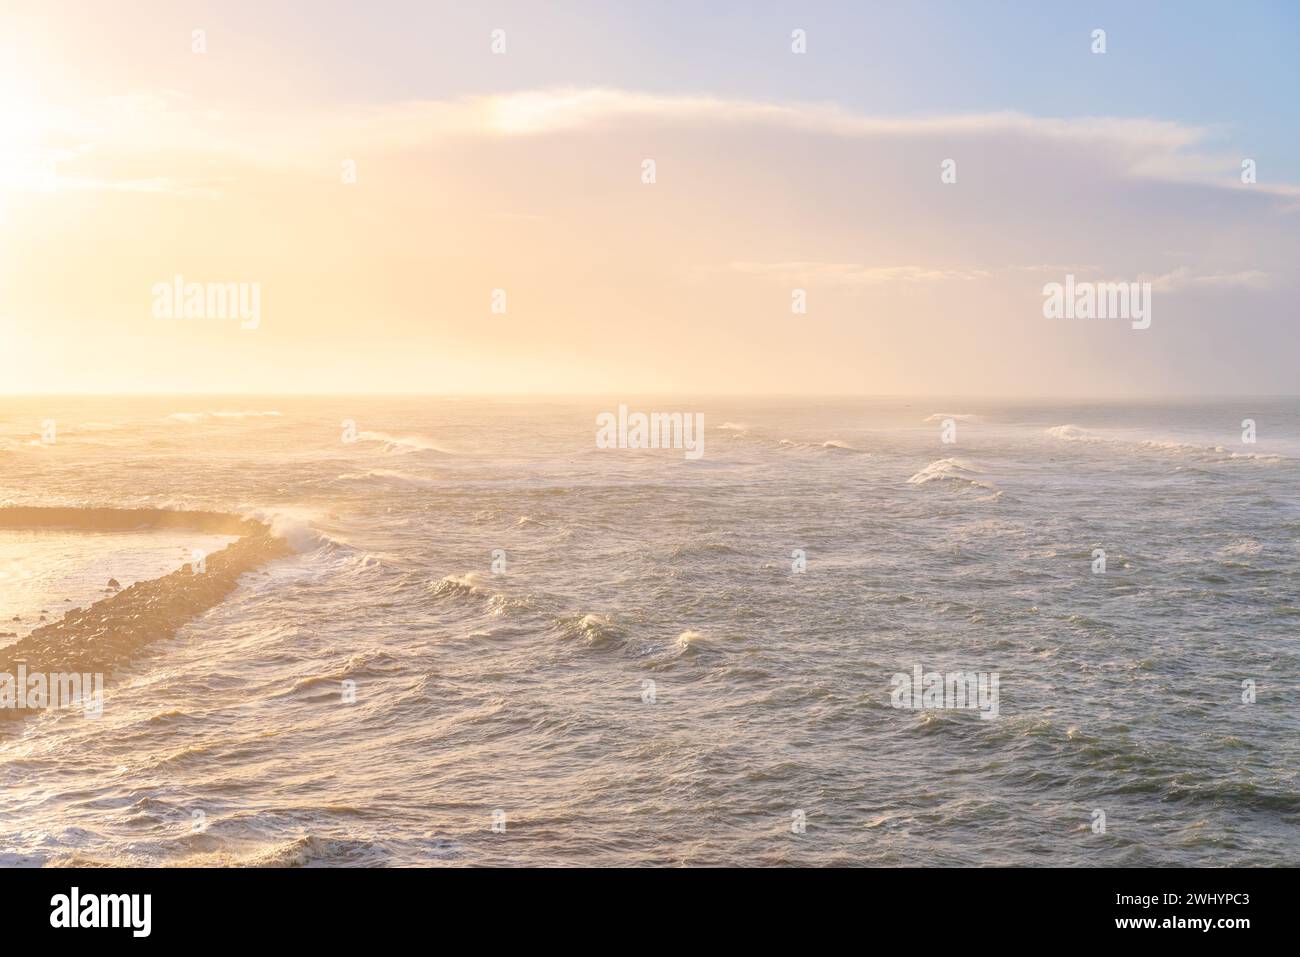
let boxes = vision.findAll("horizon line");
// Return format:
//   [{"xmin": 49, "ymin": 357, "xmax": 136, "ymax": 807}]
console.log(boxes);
[{"xmin": 2, "ymin": 392, "xmax": 1298, "ymax": 401}]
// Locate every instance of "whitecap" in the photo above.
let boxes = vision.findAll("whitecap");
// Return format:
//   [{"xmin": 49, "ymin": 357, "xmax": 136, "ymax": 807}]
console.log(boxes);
[
  {"xmin": 907, "ymin": 458, "xmax": 999, "ymax": 494},
  {"xmin": 166, "ymin": 411, "xmax": 282, "ymax": 423},
  {"xmin": 357, "ymin": 431, "xmax": 454, "ymax": 455}
]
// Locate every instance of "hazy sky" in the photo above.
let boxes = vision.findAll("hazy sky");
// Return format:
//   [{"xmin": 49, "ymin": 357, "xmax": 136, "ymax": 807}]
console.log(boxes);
[{"xmin": 1, "ymin": 0, "xmax": 1297, "ymax": 395}]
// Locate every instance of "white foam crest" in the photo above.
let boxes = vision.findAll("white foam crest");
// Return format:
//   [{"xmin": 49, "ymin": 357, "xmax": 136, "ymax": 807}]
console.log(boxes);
[
  {"xmin": 1046, "ymin": 424, "xmax": 1099, "ymax": 442},
  {"xmin": 777, "ymin": 437, "xmax": 859, "ymax": 453},
  {"xmin": 427, "ymin": 573, "xmax": 528, "ymax": 616},
  {"xmin": 557, "ymin": 612, "xmax": 621, "ymax": 646},
  {"xmin": 1049, "ymin": 425, "xmax": 1287, "ymax": 463},
  {"xmin": 240, "ymin": 506, "xmax": 344, "ymax": 552},
  {"xmin": 1227, "ymin": 450, "xmax": 1285, "ymax": 463},
  {"xmin": 357, "ymin": 431, "xmax": 453, "ymax": 455},
  {"xmin": 674, "ymin": 629, "xmax": 707, "ymax": 651},
  {"xmin": 907, "ymin": 457, "xmax": 999, "ymax": 494},
  {"xmin": 429, "ymin": 571, "xmax": 492, "ymax": 596},
  {"xmin": 166, "ymin": 411, "xmax": 282, "ymax": 423}
]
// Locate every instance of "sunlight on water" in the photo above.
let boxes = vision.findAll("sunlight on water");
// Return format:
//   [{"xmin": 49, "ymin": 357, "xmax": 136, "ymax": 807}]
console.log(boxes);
[
  {"xmin": 0, "ymin": 396, "xmax": 1297, "ymax": 866},
  {"xmin": 0, "ymin": 529, "xmax": 236, "ymax": 645}
]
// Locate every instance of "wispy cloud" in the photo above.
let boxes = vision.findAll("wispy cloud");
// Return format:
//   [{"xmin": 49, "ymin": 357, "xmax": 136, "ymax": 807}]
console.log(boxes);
[
  {"xmin": 13, "ymin": 87, "xmax": 1298, "ymax": 203},
  {"xmin": 725, "ymin": 261, "xmax": 993, "ymax": 286},
  {"xmin": 464, "ymin": 88, "xmax": 1208, "ymax": 148},
  {"xmin": 1142, "ymin": 267, "xmax": 1272, "ymax": 292}
]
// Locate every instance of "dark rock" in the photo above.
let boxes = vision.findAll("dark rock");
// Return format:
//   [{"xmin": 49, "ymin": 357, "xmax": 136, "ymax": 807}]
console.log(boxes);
[{"xmin": 1, "ymin": 518, "xmax": 291, "ymax": 725}]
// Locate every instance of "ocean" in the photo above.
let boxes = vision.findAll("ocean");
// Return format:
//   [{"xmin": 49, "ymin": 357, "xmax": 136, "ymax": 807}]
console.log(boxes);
[{"xmin": 0, "ymin": 396, "xmax": 1297, "ymax": 866}]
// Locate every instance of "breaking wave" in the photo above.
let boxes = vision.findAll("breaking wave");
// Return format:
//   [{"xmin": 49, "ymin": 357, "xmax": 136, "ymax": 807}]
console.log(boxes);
[
  {"xmin": 231, "ymin": 835, "xmax": 385, "ymax": 868},
  {"xmin": 357, "ymin": 431, "xmax": 453, "ymax": 455},
  {"xmin": 1047, "ymin": 425, "xmax": 1286, "ymax": 463},
  {"xmin": 428, "ymin": 572, "xmax": 494, "ymax": 600},
  {"xmin": 167, "ymin": 411, "xmax": 283, "ymax": 423},
  {"xmin": 554, "ymin": 612, "xmax": 623, "ymax": 646},
  {"xmin": 426, "ymin": 572, "xmax": 532, "ymax": 616},
  {"xmin": 1046, "ymin": 424, "xmax": 1098, "ymax": 442},
  {"xmin": 288, "ymin": 651, "xmax": 405, "ymax": 694},
  {"xmin": 240, "ymin": 507, "xmax": 346, "ymax": 552},
  {"xmin": 673, "ymin": 629, "xmax": 709, "ymax": 654},
  {"xmin": 907, "ymin": 458, "xmax": 1000, "ymax": 494}
]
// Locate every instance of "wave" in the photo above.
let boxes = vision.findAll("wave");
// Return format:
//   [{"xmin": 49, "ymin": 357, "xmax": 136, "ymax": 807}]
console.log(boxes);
[
  {"xmin": 923, "ymin": 413, "xmax": 980, "ymax": 423},
  {"xmin": 357, "ymin": 431, "xmax": 453, "ymax": 455},
  {"xmin": 146, "ymin": 708, "xmax": 187, "ymax": 724},
  {"xmin": 1139, "ymin": 440, "xmax": 1284, "ymax": 463},
  {"xmin": 1224, "ymin": 450, "xmax": 1285, "ymax": 462},
  {"xmin": 427, "ymin": 572, "xmax": 532, "ymax": 616},
  {"xmin": 1047, "ymin": 425, "xmax": 1286, "ymax": 463},
  {"xmin": 907, "ymin": 458, "xmax": 999, "ymax": 494},
  {"xmin": 429, "ymin": 572, "xmax": 494, "ymax": 600},
  {"xmin": 229, "ymin": 835, "xmax": 384, "ymax": 868},
  {"xmin": 988, "ymin": 716, "xmax": 1300, "ymax": 815},
  {"xmin": 240, "ymin": 507, "xmax": 345, "ymax": 552},
  {"xmin": 778, "ymin": 438, "xmax": 863, "ymax": 454},
  {"xmin": 673, "ymin": 629, "xmax": 708, "ymax": 654},
  {"xmin": 167, "ymin": 411, "xmax": 282, "ymax": 423},
  {"xmin": 336, "ymin": 468, "xmax": 437, "ymax": 488},
  {"xmin": 669, "ymin": 540, "xmax": 740, "ymax": 559},
  {"xmin": 288, "ymin": 651, "xmax": 404, "ymax": 695},
  {"xmin": 1046, "ymin": 424, "xmax": 1098, "ymax": 442},
  {"xmin": 711, "ymin": 428, "xmax": 861, "ymax": 455},
  {"xmin": 0, "ymin": 507, "xmax": 293, "ymax": 724},
  {"xmin": 553, "ymin": 612, "xmax": 623, "ymax": 647}
]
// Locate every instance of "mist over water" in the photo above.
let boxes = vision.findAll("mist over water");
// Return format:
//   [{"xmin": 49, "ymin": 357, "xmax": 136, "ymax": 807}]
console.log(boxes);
[{"xmin": 1, "ymin": 396, "xmax": 1297, "ymax": 866}]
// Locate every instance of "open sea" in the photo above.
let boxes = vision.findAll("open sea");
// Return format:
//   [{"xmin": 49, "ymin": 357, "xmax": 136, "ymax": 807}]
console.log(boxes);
[{"xmin": 0, "ymin": 396, "xmax": 1297, "ymax": 866}]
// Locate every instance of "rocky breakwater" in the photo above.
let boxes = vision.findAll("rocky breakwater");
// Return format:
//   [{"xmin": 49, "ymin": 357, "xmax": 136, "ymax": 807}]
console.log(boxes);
[{"xmin": 0, "ymin": 508, "xmax": 293, "ymax": 723}]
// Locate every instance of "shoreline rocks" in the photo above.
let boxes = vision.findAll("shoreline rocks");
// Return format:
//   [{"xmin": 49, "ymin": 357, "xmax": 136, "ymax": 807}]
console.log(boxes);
[{"xmin": 0, "ymin": 510, "xmax": 293, "ymax": 724}]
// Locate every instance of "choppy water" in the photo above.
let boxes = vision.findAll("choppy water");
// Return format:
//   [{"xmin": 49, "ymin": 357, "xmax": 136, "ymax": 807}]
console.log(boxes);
[{"xmin": 1, "ymin": 396, "xmax": 1297, "ymax": 866}]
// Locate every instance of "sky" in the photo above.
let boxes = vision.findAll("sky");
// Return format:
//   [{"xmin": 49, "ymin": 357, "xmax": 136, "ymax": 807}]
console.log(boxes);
[{"xmin": 1, "ymin": 0, "xmax": 1297, "ymax": 395}]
